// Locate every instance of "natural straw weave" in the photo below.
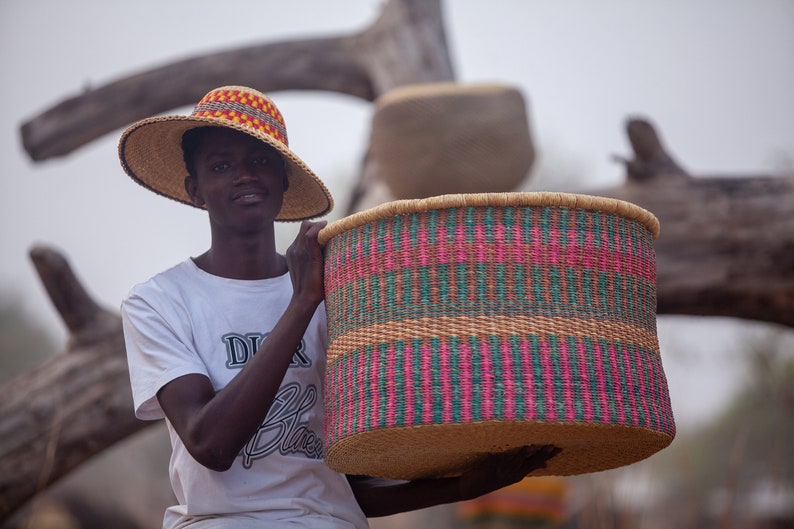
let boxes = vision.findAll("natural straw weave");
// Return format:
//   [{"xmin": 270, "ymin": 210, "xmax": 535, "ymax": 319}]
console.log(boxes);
[{"xmin": 320, "ymin": 193, "xmax": 674, "ymax": 480}]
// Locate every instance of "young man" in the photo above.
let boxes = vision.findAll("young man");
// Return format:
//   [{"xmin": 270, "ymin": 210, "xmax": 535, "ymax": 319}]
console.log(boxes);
[{"xmin": 118, "ymin": 86, "xmax": 557, "ymax": 529}]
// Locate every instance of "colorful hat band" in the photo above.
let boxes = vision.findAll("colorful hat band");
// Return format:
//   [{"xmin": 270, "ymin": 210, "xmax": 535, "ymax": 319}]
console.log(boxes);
[{"xmin": 192, "ymin": 89, "xmax": 289, "ymax": 146}]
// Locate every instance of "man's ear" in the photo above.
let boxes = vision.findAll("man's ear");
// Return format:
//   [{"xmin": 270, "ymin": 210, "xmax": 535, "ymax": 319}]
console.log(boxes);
[
  {"xmin": 282, "ymin": 159, "xmax": 290, "ymax": 191},
  {"xmin": 184, "ymin": 175, "xmax": 205, "ymax": 207}
]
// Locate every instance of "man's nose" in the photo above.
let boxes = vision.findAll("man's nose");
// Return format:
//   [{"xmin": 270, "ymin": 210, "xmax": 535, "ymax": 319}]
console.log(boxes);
[{"xmin": 232, "ymin": 167, "xmax": 257, "ymax": 185}]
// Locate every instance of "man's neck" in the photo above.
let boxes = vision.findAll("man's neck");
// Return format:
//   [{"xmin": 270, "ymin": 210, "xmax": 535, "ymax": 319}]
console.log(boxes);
[{"xmin": 195, "ymin": 232, "xmax": 287, "ymax": 280}]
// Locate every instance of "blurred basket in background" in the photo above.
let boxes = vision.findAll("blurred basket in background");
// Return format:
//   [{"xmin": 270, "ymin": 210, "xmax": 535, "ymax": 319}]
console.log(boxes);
[
  {"xmin": 369, "ymin": 83, "xmax": 534, "ymax": 199},
  {"xmin": 319, "ymin": 192, "xmax": 675, "ymax": 480}
]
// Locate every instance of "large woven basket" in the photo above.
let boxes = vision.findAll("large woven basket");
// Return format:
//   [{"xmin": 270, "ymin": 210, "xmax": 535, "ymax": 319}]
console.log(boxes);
[{"xmin": 319, "ymin": 193, "xmax": 675, "ymax": 480}]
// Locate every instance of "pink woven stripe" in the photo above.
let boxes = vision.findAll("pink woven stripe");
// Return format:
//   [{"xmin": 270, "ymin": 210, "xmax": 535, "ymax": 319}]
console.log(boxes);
[
  {"xmin": 384, "ymin": 230, "xmax": 395, "ymax": 271},
  {"xmin": 454, "ymin": 225, "xmax": 468, "ymax": 263},
  {"xmin": 520, "ymin": 338, "xmax": 536, "ymax": 421},
  {"xmin": 369, "ymin": 231, "xmax": 380, "ymax": 277},
  {"xmin": 608, "ymin": 342, "xmax": 627, "ymax": 425},
  {"xmin": 329, "ymin": 233, "xmax": 656, "ymax": 281},
  {"xmin": 576, "ymin": 340, "xmax": 595, "ymax": 422},
  {"xmin": 401, "ymin": 226, "xmax": 412, "ymax": 269},
  {"xmin": 558, "ymin": 338, "xmax": 576, "ymax": 422},
  {"xmin": 500, "ymin": 340, "xmax": 516, "ymax": 421},
  {"xmin": 459, "ymin": 340, "xmax": 473, "ymax": 422},
  {"xmin": 539, "ymin": 338, "xmax": 557, "ymax": 421},
  {"xmin": 421, "ymin": 341, "xmax": 433, "ymax": 424},
  {"xmin": 356, "ymin": 357, "xmax": 369, "ymax": 434},
  {"xmin": 418, "ymin": 228, "xmax": 430, "ymax": 267},
  {"xmin": 480, "ymin": 340, "xmax": 494, "ymax": 420},
  {"xmin": 592, "ymin": 340, "xmax": 610, "ymax": 425},
  {"xmin": 624, "ymin": 345, "xmax": 641, "ymax": 428},
  {"xmin": 474, "ymin": 224, "xmax": 486, "ymax": 263},
  {"xmin": 440, "ymin": 341, "xmax": 454, "ymax": 423},
  {"xmin": 403, "ymin": 342, "xmax": 415, "ymax": 427},
  {"xmin": 325, "ymin": 243, "xmax": 655, "ymax": 289},
  {"xmin": 385, "ymin": 345, "xmax": 397, "ymax": 428},
  {"xmin": 633, "ymin": 343, "xmax": 651, "ymax": 429}
]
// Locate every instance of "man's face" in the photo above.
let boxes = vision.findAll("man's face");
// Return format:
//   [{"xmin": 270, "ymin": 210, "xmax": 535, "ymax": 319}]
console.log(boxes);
[{"xmin": 185, "ymin": 128, "xmax": 287, "ymax": 233}]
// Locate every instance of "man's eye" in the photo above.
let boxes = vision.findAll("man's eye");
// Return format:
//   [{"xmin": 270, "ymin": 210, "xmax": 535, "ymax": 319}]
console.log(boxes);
[
  {"xmin": 252, "ymin": 157, "xmax": 271, "ymax": 166},
  {"xmin": 212, "ymin": 162, "xmax": 230, "ymax": 173}
]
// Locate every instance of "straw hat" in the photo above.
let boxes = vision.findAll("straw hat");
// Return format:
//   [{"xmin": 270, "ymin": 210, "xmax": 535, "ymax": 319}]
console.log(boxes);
[
  {"xmin": 370, "ymin": 83, "xmax": 535, "ymax": 199},
  {"xmin": 118, "ymin": 86, "xmax": 333, "ymax": 221}
]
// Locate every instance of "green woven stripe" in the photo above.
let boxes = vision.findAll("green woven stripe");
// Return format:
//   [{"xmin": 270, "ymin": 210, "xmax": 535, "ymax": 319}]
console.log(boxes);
[
  {"xmin": 455, "ymin": 262, "xmax": 468, "ymax": 305},
  {"xmin": 528, "ymin": 333, "xmax": 545, "ymax": 418},
  {"xmin": 437, "ymin": 263, "xmax": 451, "ymax": 305},
  {"xmin": 495, "ymin": 263, "xmax": 507, "ymax": 304},
  {"xmin": 411, "ymin": 337, "xmax": 424, "ymax": 425},
  {"xmin": 401, "ymin": 267, "xmax": 412, "ymax": 307},
  {"xmin": 394, "ymin": 339, "xmax": 407, "ymax": 426},
  {"xmin": 521, "ymin": 206, "xmax": 533, "ymax": 244},
  {"xmin": 555, "ymin": 334, "xmax": 570, "ymax": 419},
  {"xmin": 476, "ymin": 262, "xmax": 487, "ymax": 303},
  {"xmin": 549, "ymin": 265, "xmax": 562, "ymax": 304},
  {"xmin": 615, "ymin": 339, "xmax": 632, "ymax": 425},
  {"xmin": 362, "ymin": 344, "xmax": 374, "ymax": 432},
  {"xmin": 489, "ymin": 334, "xmax": 504, "ymax": 419},
  {"xmin": 509, "ymin": 334, "xmax": 526, "ymax": 419},
  {"xmin": 430, "ymin": 336, "xmax": 443, "ymax": 424},
  {"xmin": 469, "ymin": 334, "xmax": 483, "ymax": 421},
  {"xmin": 583, "ymin": 335, "xmax": 601, "ymax": 421},
  {"xmin": 449, "ymin": 335, "xmax": 462, "ymax": 423},
  {"xmin": 419, "ymin": 265, "xmax": 431, "ymax": 304},
  {"xmin": 427, "ymin": 209, "xmax": 439, "ymax": 246},
  {"xmin": 599, "ymin": 337, "xmax": 618, "ymax": 424},
  {"xmin": 377, "ymin": 341, "xmax": 389, "ymax": 429},
  {"xmin": 628, "ymin": 342, "xmax": 646, "ymax": 428},
  {"xmin": 567, "ymin": 335, "xmax": 585, "ymax": 422}
]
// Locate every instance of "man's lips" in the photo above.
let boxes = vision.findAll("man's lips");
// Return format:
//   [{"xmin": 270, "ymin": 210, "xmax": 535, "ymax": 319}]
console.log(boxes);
[{"xmin": 232, "ymin": 189, "xmax": 268, "ymax": 202}]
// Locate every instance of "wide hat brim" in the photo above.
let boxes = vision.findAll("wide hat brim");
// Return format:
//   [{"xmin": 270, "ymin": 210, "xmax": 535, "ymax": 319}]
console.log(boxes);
[{"xmin": 118, "ymin": 114, "xmax": 333, "ymax": 222}]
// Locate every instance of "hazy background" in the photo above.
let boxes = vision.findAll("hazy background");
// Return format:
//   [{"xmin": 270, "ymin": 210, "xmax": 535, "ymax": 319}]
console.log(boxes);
[{"xmin": 1, "ymin": 0, "xmax": 792, "ymax": 440}]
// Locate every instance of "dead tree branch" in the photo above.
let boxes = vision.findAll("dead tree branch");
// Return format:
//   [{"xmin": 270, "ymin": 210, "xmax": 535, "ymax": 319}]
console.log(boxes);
[
  {"xmin": 604, "ymin": 118, "xmax": 794, "ymax": 327},
  {"xmin": 20, "ymin": 0, "xmax": 453, "ymax": 161},
  {"xmin": 0, "ymin": 246, "xmax": 148, "ymax": 520}
]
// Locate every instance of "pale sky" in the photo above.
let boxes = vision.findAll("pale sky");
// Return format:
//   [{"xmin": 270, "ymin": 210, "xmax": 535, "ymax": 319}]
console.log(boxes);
[{"xmin": 1, "ymin": 0, "xmax": 792, "ymax": 427}]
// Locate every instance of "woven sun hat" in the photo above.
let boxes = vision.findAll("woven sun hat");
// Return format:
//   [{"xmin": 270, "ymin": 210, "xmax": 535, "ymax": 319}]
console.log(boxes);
[
  {"xmin": 319, "ymin": 192, "xmax": 674, "ymax": 480},
  {"xmin": 118, "ymin": 86, "xmax": 333, "ymax": 221},
  {"xmin": 369, "ymin": 83, "xmax": 535, "ymax": 199}
]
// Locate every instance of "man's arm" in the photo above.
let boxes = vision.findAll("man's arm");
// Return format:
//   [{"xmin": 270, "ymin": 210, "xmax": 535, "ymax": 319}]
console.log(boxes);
[
  {"xmin": 156, "ymin": 221, "xmax": 327, "ymax": 471},
  {"xmin": 348, "ymin": 445, "xmax": 560, "ymax": 517}
]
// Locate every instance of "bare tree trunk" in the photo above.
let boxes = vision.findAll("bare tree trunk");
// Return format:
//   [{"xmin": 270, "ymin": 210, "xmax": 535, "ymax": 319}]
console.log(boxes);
[
  {"xmin": 0, "ymin": 247, "xmax": 148, "ymax": 520},
  {"xmin": 20, "ymin": 0, "xmax": 453, "ymax": 161},
  {"xmin": 606, "ymin": 118, "xmax": 794, "ymax": 327}
]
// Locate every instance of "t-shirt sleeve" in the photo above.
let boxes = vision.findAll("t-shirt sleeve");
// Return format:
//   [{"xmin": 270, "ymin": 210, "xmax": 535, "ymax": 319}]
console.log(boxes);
[{"xmin": 121, "ymin": 289, "xmax": 209, "ymax": 421}]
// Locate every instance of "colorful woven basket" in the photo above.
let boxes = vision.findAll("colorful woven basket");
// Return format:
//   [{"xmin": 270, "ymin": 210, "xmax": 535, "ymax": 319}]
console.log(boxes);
[{"xmin": 319, "ymin": 193, "xmax": 675, "ymax": 480}]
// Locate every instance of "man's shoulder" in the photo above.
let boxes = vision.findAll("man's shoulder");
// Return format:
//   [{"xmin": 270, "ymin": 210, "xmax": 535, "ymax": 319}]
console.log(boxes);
[{"xmin": 126, "ymin": 260, "xmax": 196, "ymax": 301}]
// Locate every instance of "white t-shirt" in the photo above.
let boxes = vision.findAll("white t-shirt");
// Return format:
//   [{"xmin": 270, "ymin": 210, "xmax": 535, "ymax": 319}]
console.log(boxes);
[{"xmin": 121, "ymin": 259, "xmax": 368, "ymax": 529}]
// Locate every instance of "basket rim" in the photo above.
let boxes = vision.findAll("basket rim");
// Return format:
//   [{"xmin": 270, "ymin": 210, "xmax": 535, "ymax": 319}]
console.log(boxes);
[{"xmin": 318, "ymin": 192, "xmax": 660, "ymax": 246}]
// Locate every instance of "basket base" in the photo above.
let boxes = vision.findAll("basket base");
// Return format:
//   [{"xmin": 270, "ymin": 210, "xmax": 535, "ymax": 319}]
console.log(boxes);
[{"xmin": 325, "ymin": 420, "xmax": 673, "ymax": 480}]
